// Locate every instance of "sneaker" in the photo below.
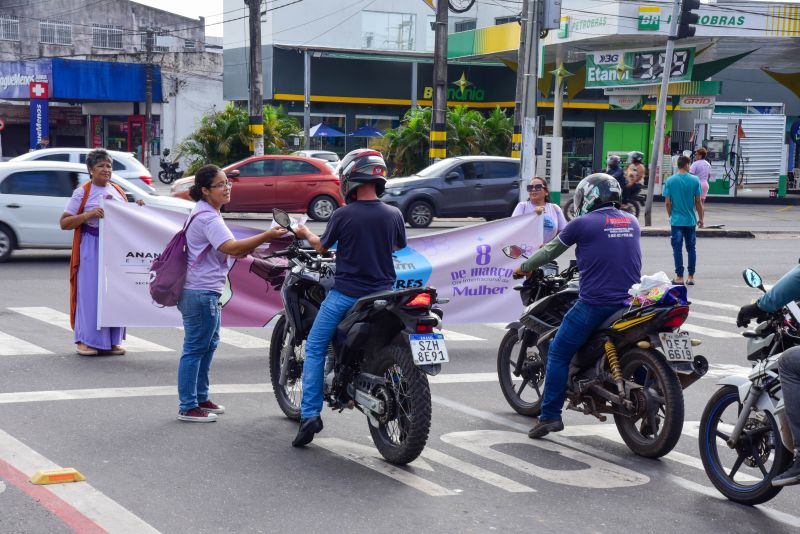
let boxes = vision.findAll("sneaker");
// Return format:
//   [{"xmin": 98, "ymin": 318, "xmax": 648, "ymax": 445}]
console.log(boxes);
[
  {"xmin": 772, "ymin": 457, "xmax": 800, "ymax": 487},
  {"xmin": 528, "ymin": 418, "xmax": 565, "ymax": 439},
  {"xmin": 178, "ymin": 407, "xmax": 218, "ymax": 423},
  {"xmin": 198, "ymin": 400, "xmax": 225, "ymax": 414}
]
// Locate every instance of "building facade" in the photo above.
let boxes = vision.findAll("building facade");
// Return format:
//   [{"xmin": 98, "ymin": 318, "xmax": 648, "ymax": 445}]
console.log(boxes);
[{"xmin": 0, "ymin": 0, "xmax": 222, "ymax": 174}]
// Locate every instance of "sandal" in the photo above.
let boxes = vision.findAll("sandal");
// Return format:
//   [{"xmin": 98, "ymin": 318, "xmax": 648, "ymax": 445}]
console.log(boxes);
[
  {"xmin": 108, "ymin": 345, "xmax": 126, "ymax": 355},
  {"xmin": 76, "ymin": 343, "xmax": 99, "ymax": 356},
  {"xmin": 686, "ymin": 278, "xmax": 695, "ymax": 286},
  {"xmin": 671, "ymin": 279, "xmax": 685, "ymax": 286}
]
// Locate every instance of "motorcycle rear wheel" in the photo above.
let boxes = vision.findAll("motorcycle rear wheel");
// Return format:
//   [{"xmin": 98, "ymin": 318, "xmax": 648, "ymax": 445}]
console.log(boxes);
[
  {"xmin": 366, "ymin": 343, "xmax": 432, "ymax": 465},
  {"xmin": 564, "ymin": 198, "xmax": 578, "ymax": 221},
  {"xmin": 698, "ymin": 385, "xmax": 791, "ymax": 505},
  {"xmin": 497, "ymin": 330, "xmax": 547, "ymax": 417},
  {"xmin": 613, "ymin": 348, "xmax": 684, "ymax": 458},
  {"xmin": 158, "ymin": 170, "xmax": 175, "ymax": 184},
  {"xmin": 268, "ymin": 314, "xmax": 303, "ymax": 421}
]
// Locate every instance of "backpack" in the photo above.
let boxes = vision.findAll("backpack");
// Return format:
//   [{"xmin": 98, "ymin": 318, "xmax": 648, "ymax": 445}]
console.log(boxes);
[{"xmin": 149, "ymin": 213, "xmax": 212, "ymax": 307}]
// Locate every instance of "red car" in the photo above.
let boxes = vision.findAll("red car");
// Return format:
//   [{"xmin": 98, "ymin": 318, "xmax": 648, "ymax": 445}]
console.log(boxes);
[{"xmin": 171, "ymin": 155, "xmax": 344, "ymax": 221}]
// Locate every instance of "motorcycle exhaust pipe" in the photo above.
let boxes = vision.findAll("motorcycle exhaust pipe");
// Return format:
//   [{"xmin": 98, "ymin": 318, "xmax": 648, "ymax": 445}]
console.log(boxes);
[{"xmin": 677, "ymin": 355, "xmax": 709, "ymax": 390}]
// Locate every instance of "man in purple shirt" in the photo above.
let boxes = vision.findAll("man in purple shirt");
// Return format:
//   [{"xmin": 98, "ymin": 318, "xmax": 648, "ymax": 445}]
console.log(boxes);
[{"xmin": 513, "ymin": 173, "xmax": 642, "ymax": 439}]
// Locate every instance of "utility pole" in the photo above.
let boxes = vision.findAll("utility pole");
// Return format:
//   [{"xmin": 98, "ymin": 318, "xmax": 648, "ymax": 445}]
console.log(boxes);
[
  {"xmin": 511, "ymin": 0, "xmax": 529, "ymax": 160},
  {"xmin": 304, "ymin": 50, "xmax": 310, "ymax": 149},
  {"xmin": 246, "ymin": 0, "xmax": 264, "ymax": 156},
  {"xmin": 429, "ymin": 0, "xmax": 448, "ymax": 164},
  {"xmin": 519, "ymin": 0, "xmax": 540, "ymax": 201},
  {"xmin": 644, "ymin": 0, "xmax": 681, "ymax": 226},
  {"xmin": 144, "ymin": 28, "xmax": 153, "ymax": 169}
]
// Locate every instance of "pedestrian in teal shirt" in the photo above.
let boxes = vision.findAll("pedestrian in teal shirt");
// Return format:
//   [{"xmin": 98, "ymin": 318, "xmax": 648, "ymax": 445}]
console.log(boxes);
[{"xmin": 663, "ymin": 155, "xmax": 704, "ymax": 285}]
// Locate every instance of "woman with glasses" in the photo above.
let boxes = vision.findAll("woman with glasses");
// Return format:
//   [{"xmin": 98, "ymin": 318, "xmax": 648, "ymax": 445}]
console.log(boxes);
[
  {"xmin": 176, "ymin": 164, "xmax": 287, "ymax": 423},
  {"xmin": 511, "ymin": 176, "xmax": 567, "ymax": 246}
]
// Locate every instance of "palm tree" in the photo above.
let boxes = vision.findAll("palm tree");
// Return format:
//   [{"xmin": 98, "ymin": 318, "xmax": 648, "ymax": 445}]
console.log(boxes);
[
  {"xmin": 262, "ymin": 104, "xmax": 302, "ymax": 155},
  {"xmin": 480, "ymin": 107, "xmax": 513, "ymax": 156},
  {"xmin": 446, "ymin": 106, "xmax": 483, "ymax": 156},
  {"xmin": 384, "ymin": 107, "xmax": 431, "ymax": 176}
]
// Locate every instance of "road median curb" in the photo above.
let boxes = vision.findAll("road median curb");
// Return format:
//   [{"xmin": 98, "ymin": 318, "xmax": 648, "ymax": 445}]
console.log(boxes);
[{"xmin": 641, "ymin": 228, "xmax": 755, "ymax": 238}]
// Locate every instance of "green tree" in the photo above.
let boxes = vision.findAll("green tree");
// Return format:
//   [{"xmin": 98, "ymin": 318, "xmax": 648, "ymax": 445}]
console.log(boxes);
[
  {"xmin": 480, "ymin": 107, "xmax": 513, "ymax": 156},
  {"xmin": 383, "ymin": 107, "xmax": 431, "ymax": 177},
  {"xmin": 262, "ymin": 104, "xmax": 302, "ymax": 154},
  {"xmin": 446, "ymin": 105, "xmax": 483, "ymax": 156}
]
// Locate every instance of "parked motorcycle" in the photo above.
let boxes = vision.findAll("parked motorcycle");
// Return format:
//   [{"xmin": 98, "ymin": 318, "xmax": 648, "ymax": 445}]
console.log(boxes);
[
  {"xmin": 564, "ymin": 191, "xmax": 645, "ymax": 221},
  {"xmin": 698, "ymin": 267, "xmax": 800, "ymax": 505},
  {"xmin": 499, "ymin": 246, "xmax": 708, "ymax": 458},
  {"xmin": 158, "ymin": 149, "xmax": 184, "ymax": 184},
  {"xmin": 266, "ymin": 209, "xmax": 448, "ymax": 465}
]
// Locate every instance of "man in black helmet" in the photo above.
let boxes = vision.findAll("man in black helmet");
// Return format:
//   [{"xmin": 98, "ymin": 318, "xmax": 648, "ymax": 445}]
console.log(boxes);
[
  {"xmin": 291, "ymin": 149, "xmax": 407, "ymax": 447},
  {"xmin": 512, "ymin": 173, "xmax": 642, "ymax": 439}
]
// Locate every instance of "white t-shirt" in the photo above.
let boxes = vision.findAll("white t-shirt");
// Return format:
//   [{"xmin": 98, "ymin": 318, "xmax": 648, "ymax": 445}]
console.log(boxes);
[{"xmin": 511, "ymin": 201, "xmax": 568, "ymax": 244}]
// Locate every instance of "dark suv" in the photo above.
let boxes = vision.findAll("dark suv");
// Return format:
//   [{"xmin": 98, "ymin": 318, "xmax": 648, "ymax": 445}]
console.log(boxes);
[{"xmin": 381, "ymin": 156, "xmax": 521, "ymax": 227}]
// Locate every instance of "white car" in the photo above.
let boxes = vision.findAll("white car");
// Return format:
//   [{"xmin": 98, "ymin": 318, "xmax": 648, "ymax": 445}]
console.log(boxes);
[
  {"xmin": 0, "ymin": 161, "xmax": 194, "ymax": 262},
  {"xmin": 11, "ymin": 148, "xmax": 155, "ymax": 193},
  {"xmin": 291, "ymin": 150, "xmax": 340, "ymax": 164}
]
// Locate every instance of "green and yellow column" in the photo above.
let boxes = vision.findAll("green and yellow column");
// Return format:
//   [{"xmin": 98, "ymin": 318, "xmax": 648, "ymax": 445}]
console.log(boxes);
[{"xmin": 429, "ymin": 124, "xmax": 447, "ymax": 161}]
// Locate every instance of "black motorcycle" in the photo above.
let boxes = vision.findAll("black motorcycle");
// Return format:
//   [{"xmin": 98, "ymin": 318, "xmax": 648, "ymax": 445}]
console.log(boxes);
[
  {"xmin": 499, "ymin": 245, "xmax": 708, "ymax": 458},
  {"xmin": 158, "ymin": 149, "xmax": 183, "ymax": 184},
  {"xmin": 564, "ymin": 191, "xmax": 645, "ymax": 221},
  {"xmin": 266, "ymin": 209, "xmax": 448, "ymax": 465}
]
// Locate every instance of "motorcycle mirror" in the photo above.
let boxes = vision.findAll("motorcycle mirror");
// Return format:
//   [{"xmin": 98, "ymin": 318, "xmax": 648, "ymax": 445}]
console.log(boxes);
[
  {"xmin": 272, "ymin": 209, "xmax": 292, "ymax": 229},
  {"xmin": 502, "ymin": 245, "xmax": 524, "ymax": 259},
  {"xmin": 742, "ymin": 268, "xmax": 766, "ymax": 292}
]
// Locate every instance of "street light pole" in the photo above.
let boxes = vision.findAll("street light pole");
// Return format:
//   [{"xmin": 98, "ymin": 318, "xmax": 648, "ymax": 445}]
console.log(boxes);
[
  {"xmin": 246, "ymin": 0, "xmax": 264, "ymax": 156},
  {"xmin": 644, "ymin": 0, "xmax": 681, "ymax": 226},
  {"xmin": 511, "ymin": 0, "xmax": 529, "ymax": 160},
  {"xmin": 144, "ymin": 28, "xmax": 153, "ymax": 169},
  {"xmin": 429, "ymin": 0, "xmax": 448, "ymax": 164}
]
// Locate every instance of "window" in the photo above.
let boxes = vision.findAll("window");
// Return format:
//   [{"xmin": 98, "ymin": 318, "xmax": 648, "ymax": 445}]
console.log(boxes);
[
  {"xmin": 495, "ymin": 16, "xmax": 518, "ymax": 25},
  {"xmin": 33, "ymin": 153, "xmax": 70, "ymax": 162},
  {"xmin": 489, "ymin": 161, "xmax": 519, "ymax": 179},
  {"xmin": 361, "ymin": 11, "xmax": 415, "ymax": 50},
  {"xmin": 39, "ymin": 20, "xmax": 72, "ymax": 45},
  {"xmin": 280, "ymin": 160, "xmax": 319, "ymax": 176},
  {"xmin": 92, "ymin": 24, "xmax": 123, "ymax": 49},
  {"xmin": 459, "ymin": 162, "xmax": 485, "ymax": 180},
  {"xmin": 0, "ymin": 171, "xmax": 74, "ymax": 197},
  {"xmin": 112, "ymin": 160, "xmax": 126, "ymax": 171},
  {"xmin": 184, "ymin": 39, "xmax": 196, "ymax": 50},
  {"xmin": 0, "ymin": 14, "xmax": 19, "ymax": 41},
  {"xmin": 140, "ymin": 28, "xmax": 169, "ymax": 52},
  {"xmin": 236, "ymin": 160, "xmax": 275, "ymax": 177},
  {"xmin": 454, "ymin": 19, "xmax": 476, "ymax": 32}
]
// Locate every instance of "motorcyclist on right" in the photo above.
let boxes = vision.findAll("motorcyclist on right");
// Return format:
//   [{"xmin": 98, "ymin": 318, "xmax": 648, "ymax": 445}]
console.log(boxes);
[
  {"xmin": 624, "ymin": 151, "xmax": 646, "ymax": 202},
  {"xmin": 737, "ymin": 263, "xmax": 800, "ymax": 486}
]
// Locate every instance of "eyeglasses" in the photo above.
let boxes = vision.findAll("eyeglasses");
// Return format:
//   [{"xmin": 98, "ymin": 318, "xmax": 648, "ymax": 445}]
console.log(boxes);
[
  {"xmin": 526, "ymin": 184, "xmax": 545, "ymax": 192},
  {"xmin": 209, "ymin": 181, "xmax": 232, "ymax": 189}
]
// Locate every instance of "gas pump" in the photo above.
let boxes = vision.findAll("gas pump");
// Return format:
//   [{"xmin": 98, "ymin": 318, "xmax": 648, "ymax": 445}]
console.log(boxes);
[{"xmin": 693, "ymin": 120, "xmax": 743, "ymax": 196}]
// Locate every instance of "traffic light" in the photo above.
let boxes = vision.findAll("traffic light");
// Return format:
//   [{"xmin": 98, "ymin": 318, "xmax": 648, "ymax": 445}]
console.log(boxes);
[{"xmin": 677, "ymin": 0, "xmax": 701, "ymax": 39}]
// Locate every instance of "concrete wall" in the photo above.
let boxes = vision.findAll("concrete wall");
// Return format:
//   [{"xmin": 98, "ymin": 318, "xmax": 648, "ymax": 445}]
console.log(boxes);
[{"xmin": 0, "ymin": 0, "xmax": 206, "ymax": 61}]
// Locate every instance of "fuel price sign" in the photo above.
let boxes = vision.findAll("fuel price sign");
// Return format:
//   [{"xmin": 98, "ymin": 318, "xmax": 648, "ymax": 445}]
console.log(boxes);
[{"xmin": 586, "ymin": 47, "xmax": 695, "ymax": 88}]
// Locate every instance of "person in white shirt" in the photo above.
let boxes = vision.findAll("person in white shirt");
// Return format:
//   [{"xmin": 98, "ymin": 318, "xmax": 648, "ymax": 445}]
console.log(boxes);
[
  {"xmin": 689, "ymin": 147, "xmax": 712, "ymax": 202},
  {"xmin": 511, "ymin": 176, "xmax": 567, "ymax": 246}
]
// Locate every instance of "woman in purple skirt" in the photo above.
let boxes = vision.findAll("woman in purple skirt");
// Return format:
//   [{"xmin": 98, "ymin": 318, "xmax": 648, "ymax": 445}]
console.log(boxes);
[{"xmin": 60, "ymin": 149, "xmax": 141, "ymax": 356}]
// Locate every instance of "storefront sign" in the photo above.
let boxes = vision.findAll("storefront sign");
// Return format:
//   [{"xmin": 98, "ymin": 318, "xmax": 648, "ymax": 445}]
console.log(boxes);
[
  {"xmin": 586, "ymin": 47, "xmax": 695, "ymax": 88},
  {"xmin": 557, "ymin": 16, "xmax": 569, "ymax": 38},
  {"xmin": 633, "ymin": 4, "xmax": 788, "ymax": 37},
  {"xmin": 637, "ymin": 6, "xmax": 661, "ymax": 31},
  {"xmin": 29, "ymin": 99, "xmax": 49, "ymax": 149},
  {"xmin": 604, "ymin": 80, "xmax": 721, "ymax": 96},
  {"xmin": 679, "ymin": 95, "xmax": 716, "ymax": 109},
  {"xmin": 91, "ymin": 116, "xmax": 103, "ymax": 148},
  {"xmin": 423, "ymin": 72, "xmax": 487, "ymax": 102},
  {"xmin": 0, "ymin": 60, "xmax": 51, "ymax": 100},
  {"xmin": 609, "ymin": 95, "xmax": 644, "ymax": 110}
]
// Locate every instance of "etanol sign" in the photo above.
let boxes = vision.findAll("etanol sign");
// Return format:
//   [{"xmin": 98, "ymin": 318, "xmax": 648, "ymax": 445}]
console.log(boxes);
[{"xmin": 586, "ymin": 47, "xmax": 695, "ymax": 88}]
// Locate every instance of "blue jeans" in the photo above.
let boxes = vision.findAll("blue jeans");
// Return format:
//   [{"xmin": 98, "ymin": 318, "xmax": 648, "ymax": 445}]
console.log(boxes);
[
  {"xmin": 671, "ymin": 225, "xmax": 697, "ymax": 277},
  {"xmin": 301, "ymin": 288, "xmax": 358, "ymax": 419},
  {"xmin": 540, "ymin": 300, "xmax": 622, "ymax": 421},
  {"xmin": 177, "ymin": 289, "xmax": 221, "ymax": 412}
]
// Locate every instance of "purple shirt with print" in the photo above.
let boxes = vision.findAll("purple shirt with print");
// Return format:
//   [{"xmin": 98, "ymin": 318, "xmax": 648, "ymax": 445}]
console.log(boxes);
[
  {"xmin": 558, "ymin": 207, "xmax": 641, "ymax": 306},
  {"xmin": 184, "ymin": 200, "xmax": 235, "ymax": 293}
]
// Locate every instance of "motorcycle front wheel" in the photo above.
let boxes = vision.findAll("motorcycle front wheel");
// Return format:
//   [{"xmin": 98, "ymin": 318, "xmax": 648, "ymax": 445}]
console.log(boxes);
[
  {"xmin": 497, "ymin": 329, "xmax": 547, "ymax": 417},
  {"xmin": 613, "ymin": 348, "xmax": 684, "ymax": 458},
  {"xmin": 158, "ymin": 170, "xmax": 174, "ymax": 184},
  {"xmin": 698, "ymin": 385, "xmax": 791, "ymax": 505},
  {"xmin": 268, "ymin": 314, "xmax": 303, "ymax": 421},
  {"xmin": 366, "ymin": 343, "xmax": 432, "ymax": 465},
  {"xmin": 564, "ymin": 198, "xmax": 578, "ymax": 221}
]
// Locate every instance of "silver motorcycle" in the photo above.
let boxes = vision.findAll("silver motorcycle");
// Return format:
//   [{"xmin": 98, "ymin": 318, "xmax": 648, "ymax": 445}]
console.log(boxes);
[{"xmin": 698, "ymin": 267, "xmax": 800, "ymax": 505}]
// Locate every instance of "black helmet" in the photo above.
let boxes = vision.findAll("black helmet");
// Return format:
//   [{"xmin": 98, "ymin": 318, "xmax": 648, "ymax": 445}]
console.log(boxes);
[
  {"xmin": 573, "ymin": 173, "xmax": 622, "ymax": 216},
  {"xmin": 629, "ymin": 151, "xmax": 643, "ymax": 163},
  {"xmin": 338, "ymin": 149, "xmax": 387, "ymax": 203},
  {"xmin": 607, "ymin": 154, "xmax": 620, "ymax": 167}
]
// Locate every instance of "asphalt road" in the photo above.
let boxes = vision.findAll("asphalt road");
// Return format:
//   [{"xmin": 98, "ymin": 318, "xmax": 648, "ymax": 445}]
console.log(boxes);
[{"xmin": 1, "ymin": 232, "xmax": 799, "ymax": 534}]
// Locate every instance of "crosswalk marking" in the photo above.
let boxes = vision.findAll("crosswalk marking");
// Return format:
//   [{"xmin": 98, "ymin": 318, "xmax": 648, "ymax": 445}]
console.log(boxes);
[
  {"xmin": 219, "ymin": 328, "xmax": 269, "ymax": 349},
  {"xmin": 0, "ymin": 332, "xmax": 52, "ymax": 356},
  {"xmin": 689, "ymin": 311, "xmax": 736, "ymax": 325},
  {"xmin": 690, "ymin": 298, "xmax": 740, "ymax": 312},
  {"xmin": 682, "ymin": 323, "xmax": 740, "ymax": 339},
  {"xmin": 441, "ymin": 329, "xmax": 486, "ymax": 342},
  {"xmin": 8, "ymin": 307, "xmax": 172, "ymax": 353}
]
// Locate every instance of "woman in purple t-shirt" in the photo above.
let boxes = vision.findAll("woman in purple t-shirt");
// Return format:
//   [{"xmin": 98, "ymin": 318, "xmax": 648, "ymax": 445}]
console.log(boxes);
[
  {"xmin": 511, "ymin": 176, "xmax": 567, "ymax": 247},
  {"xmin": 176, "ymin": 164, "xmax": 287, "ymax": 423},
  {"xmin": 689, "ymin": 148, "xmax": 712, "ymax": 202}
]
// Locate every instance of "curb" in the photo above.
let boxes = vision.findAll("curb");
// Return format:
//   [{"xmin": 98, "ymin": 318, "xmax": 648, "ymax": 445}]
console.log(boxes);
[
  {"xmin": 652, "ymin": 194, "xmax": 799, "ymax": 206},
  {"xmin": 641, "ymin": 228, "xmax": 755, "ymax": 238}
]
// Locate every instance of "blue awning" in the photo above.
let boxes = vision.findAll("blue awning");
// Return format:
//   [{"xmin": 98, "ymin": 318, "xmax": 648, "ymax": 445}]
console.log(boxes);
[{"xmin": 52, "ymin": 59, "xmax": 162, "ymax": 102}]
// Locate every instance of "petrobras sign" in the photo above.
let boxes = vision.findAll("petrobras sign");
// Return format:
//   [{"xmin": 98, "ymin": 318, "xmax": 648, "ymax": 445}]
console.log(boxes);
[
  {"xmin": 0, "ymin": 60, "xmax": 51, "ymax": 99},
  {"xmin": 631, "ymin": 3, "xmax": 799, "ymax": 38}
]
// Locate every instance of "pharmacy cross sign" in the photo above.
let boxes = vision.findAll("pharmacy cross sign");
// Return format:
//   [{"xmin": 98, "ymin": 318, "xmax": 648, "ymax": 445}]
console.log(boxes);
[{"xmin": 29, "ymin": 81, "xmax": 48, "ymax": 99}]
